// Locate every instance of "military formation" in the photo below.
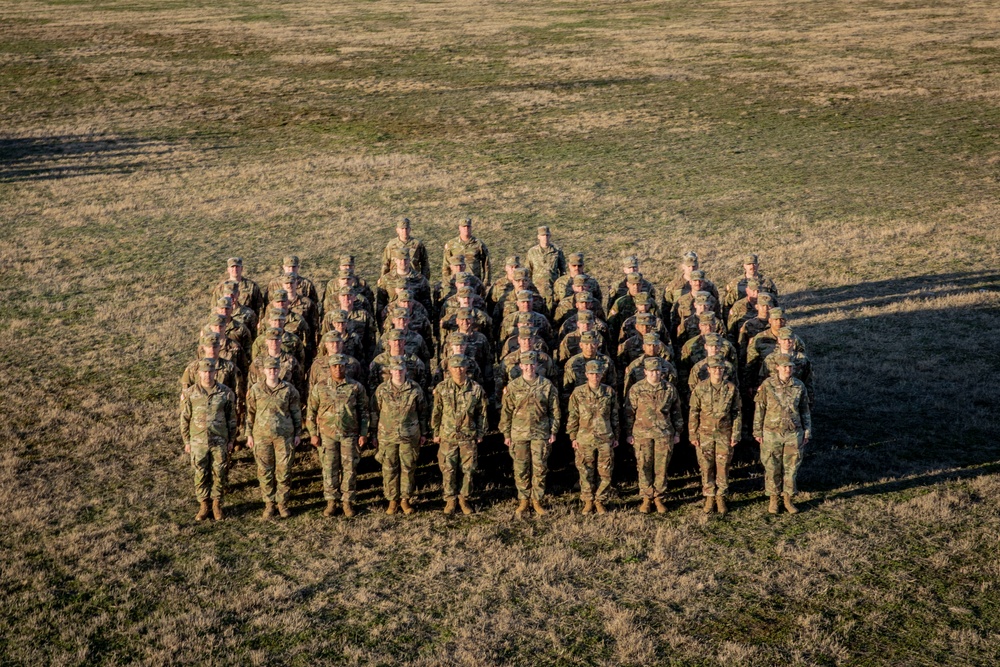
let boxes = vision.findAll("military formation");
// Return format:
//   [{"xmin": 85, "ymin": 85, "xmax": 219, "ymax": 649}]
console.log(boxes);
[{"xmin": 180, "ymin": 218, "xmax": 814, "ymax": 521}]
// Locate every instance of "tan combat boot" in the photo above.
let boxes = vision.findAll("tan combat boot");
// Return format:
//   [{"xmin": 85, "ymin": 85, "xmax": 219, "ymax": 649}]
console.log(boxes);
[
  {"xmin": 262, "ymin": 503, "xmax": 275, "ymax": 520},
  {"xmin": 638, "ymin": 498, "xmax": 652, "ymax": 514},
  {"xmin": 212, "ymin": 499, "xmax": 224, "ymax": 521},
  {"xmin": 323, "ymin": 500, "xmax": 336, "ymax": 517},
  {"xmin": 443, "ymin": 498, "xmax": 456, "ymax": 515},
  {"xmin": 716, "ymin": 496, "xmax": 727, "ymax": 515},
  {"xmin": 783, "ymin": 494, "xmax": 799, "ymax": 514},
  {"xmin": 458, "ymin": 496, "xmax": 474, "ymax": 515},
  {"xmin": 594, "ymin": 500, "xmax": 607, "ymax": 515},
  {"xmin": 532, "ymin": 498, "xmax": 547, "ymax": 516},
  {"xmin": 654, "ymin": 498, "xmax": 667, "ymax": 514},
  {"xmin": 768, "ymin": 496, "xmax": 780, "ymax": 514},
  {"xmin": 195, "ymin": 501, "xmax": 211, "ymax": 522},
  {"xmin": 277, "ymin": 504, "xmax": 290, "ymax": 519},
  {"xmin": 581, "ymin": 499, "xmax": 594, "ymax": 515},
  {"xmin": 386, "ymin": 501, "xmax": 398, "ymax": 515},
  {"xmin": 342, "ymin": 501, "xmax": 355, "ymax": 518},
  {"xmin": 401, "ymin": 498, "xmax": 414, "ymax": 515},
  {"xmin": 703, "ymin": 496, "xmax": 715, "ymax": 514},
  {"xmin": 515, "ymin": 499, "xmax": 530, "ymax": 518}
]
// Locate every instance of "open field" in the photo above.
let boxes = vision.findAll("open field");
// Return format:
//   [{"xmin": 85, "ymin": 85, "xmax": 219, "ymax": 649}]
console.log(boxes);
[{"xmin": 1, "ymin": 0, "xmax": 999, "ymax": 664}]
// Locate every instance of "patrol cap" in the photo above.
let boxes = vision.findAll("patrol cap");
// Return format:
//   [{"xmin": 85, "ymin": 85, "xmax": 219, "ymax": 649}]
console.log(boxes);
[
  {"xmin": 449, "ymin": 254, "xmax": 467, "ymax": 267},
  {"xmin": 447, "ymin": 332, "xmax": 469, "ymax": 346},
  {"xmin": 221, "ymin": 280, "xmax": 239, "ymax": 295},
  {"xmin": 454, "ymin": 271, "xmax": 472, "ymax": 283},
  {"xmin": 337, "ymin": 285, "xmax": 354, "ymax": 297},
  {"xmin": 623, "ymin": 255, "xmax": 639, "ymax": 269},
  {"xmin": 339, "ymin": 254, "xmax": 356, "ymax": 266},
  {"xmin": 579, "ymin": 331, "xmax": 599, "ymax": 344},
  {"xmin": 773, "ymin": 353, "xmax": 794, "ymax": 367},
  {"xmin": 384, "ymin": 328, "xmax": 404, "ymax": 341},
  {"xmin": 575, "ymin": 291, "xmax": 595, "ymax": 304},
  {"xmin": 693, "ymin": 292, "xmax": 711, "ymax": 306},
  {"xmin": 704, "ymin": 333, "xmax": 723, "ymax": 347},
  {"xmin": 504, "ymin": 255, "xmax": 521, "ymax": 267},
  {"xmin": 516, "ymin": 290, "xmax": 533, "ymax": 303},
  {"xmin": 282, "ymin": 255, "xmax": 300, "ymax": 267},
  {"xmin": 207, "ymin": 313, "xmax": 227, "ymax": 327},
  {"xmin": 328, "ymin": 309, "xmax": 348, "ymax": 323},
  {"xmin": 572, "ymin": 274, "xmax": 588, "ymax": 286},
  {"xmin": 689, "ymin": 269, "xmax": 706, "ymax": 281},
  {"xmin": 519, "ymin": 351, "xmax": 539, "ymax": 365},
  {"xmin": 745, "ymin": 277, "xmax": 761, "ymax": 291},
  {"xmin": 215, "ymin": 297, "xmax": 232, "ymax": 309},
  {"xmin": 271, "ymin": 289, "xmax": 289, "ymax": 302},
  {"xmin": 512, "ymin": 268, "xmax": 529, "ymax": 280},
  {"xmin": 198, "ymin": 358, "xmax": 218, "ymax": 372},
  {"xmin": 267, "ymin": 308, "xmax": 288, "ymax": 322},
  {"xmin": 199, "ymin": 333, "xmax": 222, "ymax": 348},
  {"xmin": 515, "ymin": 312, "xmax": 535, "ymax": 324},
  {"xmin": 280, "ymin": 272, "xmax": 299, "ymax": 285},
  {"xmin": 769, "ymin": 307, "xmax": 786, "ymax": 320},
  {"xmin": 338, "ymin": 267, "xmax": 354, "ymax": 279},
  {"xmin": 265, "ymin": 327, "xmax": 283, "ymax": 341},
  {"xmin": 390, "ymin": 307, "xmax": 409, "ymax": 320},
  {"xmin": 518, "ymin": 325, "xmax": 537, "ymax": 339},
  {"xmin": 707, "ymin": 354, "xmax": 727, "ymax": 369},
  {"xmin": 321, "ymin": 330, "xmax": 343, "ymax": 344},
  {"xmin": 757, "ymin": 293, "xmax": 776, "ymax": 306},
  {"xmin": 576, "ymin": 310, "xmax": 595, "ymax": 323},
  {"xmin": 743, "ymin": 253, "xmax": 759, "ymax": 265},
  {"xmin": 397, "ymin": 289, "xmax": 414, "ymax": 301},
  {"xmin": 777, "ymin": 326, "xmax": 794, "ymax": 340},
  {"xmin": 459, "ymin": 217, "xmax": 472, "ymax": 227},
  {"xmin": 626, "ymin": 273, "xmax": 642, "ymax": 285},
  {"xmin": 227, "ymin": 257, "xmax": 243, "ymax": 267},
  {"xmin": 457, "ymin": 286, "xmax": 474, "ymax": 298},
  {"xmin": 568, "ymin": 252, "xmax": 584, "ymax": 266},
  {"xmin": 643, "ymin": 357, "xmax": 663, "ymax": 371},
  {"xmin": 262, "ymin": 356, "xmax": 280, "ymax": 370},
  {"xmin": 635, "ymin": 312, "xmax": 655, "ymax": 326},
  {"xmin": 391, "ymin": 247, "xmax": 411, "ymax": 260},
  {"xmin": 388, "ymin": 356, "xmax": 407, "ymax": 371},
  {"xmin": 642, "ymin": 332, "xmax": 660, "ymax": 346},
  {"xmin": 448, "ymin": 355, "xmax": 469, "ymax": 368},
  {"xmin": 328, "ymin": 354, "xmax": 348, "ymax": 366},
  {"xmin": 681, "ymin": 254, "xmax": 698, "ymax": 267},
  {"xmin": 585, "ymin": 359, "xmax": 604, "ymax": 374},
  {"xmin": 698, "ymin": 312, "xmax": 717, "ymax": 324},
  {"xmin": 537, "ymin": 225, "xmax": 550, "ymax": 235},
  {"xmin": 397, "ymin": 217, "xmax": 411, "ymax": 229},
  {"xmin": 634, "ymin": 292, "xmax": 652, "ymax": 305},
  {"xmin": 456, "ymin": 307, "xmax": 473, "ymax": 320}
]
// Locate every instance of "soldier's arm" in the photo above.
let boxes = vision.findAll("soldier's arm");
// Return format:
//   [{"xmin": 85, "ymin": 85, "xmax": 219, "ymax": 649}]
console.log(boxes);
[
  {"xmin": 180, "ymin": 393, "xmax": 192, "ymax": 447},
  {"xmin": 730, "ymin": 389, "xmax": 742, "ymax": 443},
  {"xmin": 418, "ymin": 243, "xmax": 430, "ymax": 279},
  {"xmin": 557, "ymin": 250, "xmax": 567, "ymax": 277},
  {"xmin": 179, "ymin": 364, "xmax": 193, "ymax": 392},
  {"xmin": 610, "ymin": 391, "xmax": 620, "ymax": 442},
  {"xmin": 289, "ymin": 387, "xmax": 303, "ymax": 438},
  {"xmin": 753, "ymin": 383, "xmax": 766, "ymax": 439},
  {"xmin": 803, "ymin": 361, "xmax": 816, "ymax": 407},
  {"xmin": 357, "ymin": 385, "xmax": 370, "ymax": 439},
  {"xmin": 498, "ymin": 386, "xmax": 513, "ymax": 438},
  {"xmin": 687, "ymin": 389, "xmax": 701, "ymax": 441},
  {"xmin": 225, "ymin": 390, "xmax": 237, "ymax": 443},
  {"xmin": 623, "ymin": 390, "xmax": 636, "ymax": 438},
  {"xmin": 481, "ymin": 245, "xmax": 491, "ymax": 286},
  {"xmin": 368, "ymin": 391, "xmax": 380, "ymax": 436},
  {"xmin": 474, "ymin": 386, "xmax": 487, "ymax": 440},
  {"xmin": 799, "ymin": 388, "xmax": 812, "ymax": 441},
  {"xmin": 430, "ymin": 386, "xmax": 443, "ymax": 435},
  {"xmin": 548, "ymin": 383, "xmax": 563, "ymax": 439},
  {"xmin": 245, "ymin": 387, "xmax": 257, "ymax": 435},
  {"xmin": 565, "ymin": 391, "xmax": 580, "ymax": 441},
  {"xmin": 305, "ymin": 387, "xmax": 319, "ymax": 438},
  {"xmin": 380, "ymin": 244, "xmax": 392, "ymax": 277},
  {"xmin": 418, "ymin": 387, "xmax": 431, "ymax": 437}
]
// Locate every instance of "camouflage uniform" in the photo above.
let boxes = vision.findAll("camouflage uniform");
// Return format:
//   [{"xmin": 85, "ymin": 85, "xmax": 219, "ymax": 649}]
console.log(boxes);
[
  {"xmin": 245, "ymin": 374, "xmax": 302, "ymax": 506},
  {"xmin": 566, "ymin": 378, "xmax": 619, "ymax": 502},
  {"xmin": 309, "ymin": 351, "xmax": 363, "ymax": 390},
  {"xmin": 369, "ymin": 349, "xmax": 429, "ymax": 393},
  {"xmin": 623, "ymin": 354, "xmax": 678, "ymax": 397},
  {"xmin": 563, "ymin": 350, "xmax": 617, "ymax": 402},
  {"xmin": 761, "ymin": 348, "xmax": 815, "ymax": 406},
  {"xmin": 525, "ymin": 229, "xmax": 566, "ymax": 310},
  {"xmin": 372, "ymin": 378, "xmax": 430, "ymax": 502},
  {"xmin": 180, "ymin": 376, "xmax": 237, "ymax": 502},
  {"xmin": 431, "ymin": 370, "xmax": 488, "ymax": 502},
  {"xmin": 557, "ymin": 327, "xmax": 606, "ymax": 364},
  {"xmin": 442, "ymin": 224, "xmax": 491, "ymax": 284},
  {"xmin": 248, "ymin": 351, "xmax": 305, "ymax": 398},
  {"xmin": 499, "ymin": 360, "xmax": 562, "ymax": 501},
  {"xmin": 381, "ymin": 224, "xmax": 431, "ymax": 279},
  {"xmin": 212, "ymin": 260, "xmax": 263, "ymax": 315},
  {"xmin": 306, "ymin": 365, "xmax": 370, "ymax": 505},
  {"xmin": 754, "ymin": 362, "xmax": 812, "ymax": 498},
  {"xmin": 624, "ymin": 365, "xmax": 684, "ymax": 500},
  {"xmin": 689, "ymin": 375, "xmax": 742, "ymax": 498}
]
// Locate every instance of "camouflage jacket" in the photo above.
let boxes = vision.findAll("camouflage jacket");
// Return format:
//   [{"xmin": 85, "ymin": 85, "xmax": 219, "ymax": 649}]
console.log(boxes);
[
  {"xmin": 372, "ymin": 380, "xmax": 430, "ymax": 444},
  {"xmin": 180, "ymin": 356, "xmax": 244, "ymax": 400},
  {"xmin": 622, "ymin": 355, "xmax": 678, "ymax": 396},
  {"xmin": 553, "ymin": 274, "xmax": 603, "ymax": 310},
  {"xmin": 212, "ymin": 276, "xmax": 263, "ymax": 314},
  {"xmin": 265, "ymin": 275, "xmax": 320, "ymax": 307},
  {"xmin": 689, "ymin": 380, "xmax": 741, "ymax": 441},
  {"xmin": 688, "ymin": 357, "xmax": 739, "ymax": 391},
  {"xmin": 499, "ymin": 375, "xmax": 561, "ymax": 441},
  {"xmin": 306, "ymin": 377, "xmax": 369, "ymax": 440},
  {"xmin": 607, "ymin": 277, "xmax": 659, "ymax": 312},
  {"xmin": 442, "ymin": 236, "xmax": 491, "ymax": 284},
  {"xmin": 431, "ymin": 378, "xmax": 487, "ymax": 443},
  {"xmin": 562, "ymin": 352, "xmax": 617, "ymax": 399},
  {"xmin": 375, "ymin": 270, "xmax": 433, "ymax": 319},
  {"xmin": 745, "ymin": 331, "xmax": 806, "ymax": 386},
  {"xmin": 500, "ymin": 349, "xmax": 556, "ymax": 385},
  {"xmin": 723, "ymin": 274, "xmax": 777, "ymax": 310},
  {"xmin": 566, "ymin": 383, "xmax": 619, "ymax": 445},
  {"xmin": 381, "ymin": 237, "xmax": 431, "ymax": 279},
  {"xmin": 180, "ymin": 382, "xmax": 237, "ymax": 447},
  {"xmin": 525, "ymin": 244, "xmax": 567, "ymax": 289},
  {"xmin": 754, "ymin": 376, "xmax": 812, "ymax": 439},
  {"xmin": 557, "ymin": 330, "xmax": 606, "ymax": 364},
  {"xmin": 623, "ymin": 380, "xmax": 684, "ymax": 441},
  {"xmin": 369, "ymin": 351, "xmax": 428, "ymax": 394},
  {"xmin": 250, "ymin": 330, "xmax": 305, "ymax": 367},
  {"xmin": 308, "ymin": 354, "xmax": 364, "ymax": 389},
  {"xmin": 246, "ymin": 380, "xmax": 302, "ymax": 440},
  {"xmin": 760, "ymin": 350, "xmax": 815, "ymax": 406}
]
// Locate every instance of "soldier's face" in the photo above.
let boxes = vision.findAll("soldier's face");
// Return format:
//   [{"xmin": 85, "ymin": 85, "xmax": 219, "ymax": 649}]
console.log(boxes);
[
  {"xmin": 581, "ymin": 342, "xmax": 597, "ymax": 357},
  {"xmin": 705, "ymin": 345, "xmax": 719, "ymax": 356},
  {"xmin": 709, "ymin": 367, "xmax": 724, "ymax": 383},
  {"xmin": 339, "ymin": 264, "xmax": 352, "ymax": 274},
  {"xmin": 695, "ymin": 303, "xmax": 707, "ymax": 314},
  {"xmin": 757, "ymin": 304, "xmax": 770, "ymax": 318},
  {"xmin": 331, "ymin": 365, "xmax": 346, "ymax": 380},
  {"xmin": 459, "ymin": 225, "xmax": 472, "ymax": 240},
  {"xmin": 199, "ymin": 370, "xmax": 215, "ymax": 388},
  {"xmin": 699, "ymin": 324, "xmax": 713, "ymax": 335},
  {"xmin": 451, "ymin": 345, "xmax": 466, "ymax": 356},
  {"xmin": 389, "ymin": 341, "xmax": 404, "ymax": 355},
  {"xmin": 458, "ymin": 318, "xmax": 472, "ymax": 331},
  {"xmin": 202, "ymin": 345, "xmax": 218, "ymax": 359},
  {"xmin": 777, "ymin": 365, "xmax": 793, "ymax": 381},
  {"xmin": 624, "ymin": 265, "xmax": 637, "ymax": 275},
  {"xmin": 744, "ymin": 262, "xmax": 758, "ymax": 276},
  {"xmin": 628, "ymin": 282, "xmax": 640, "ymax": 295},
  {"xmin": 644, "ymin": 369, "xmax": 660, "ymax": 385},
  {"xmin": 514, "ymin": 279, "xmax": 527, "ymax": 290},
  {"xmin": 586, "ymin": 373, "xmax": 601, "ymax": 389},
  {"xmin": 395, "ymin": 258, "xmax": 409, "ymax": 272},
  {"xmin": 326, "ymin": 342, "xmax": 342, "ymax": 355},
  {"xmin": 518, "ymin": 337, "xmax": 531, "ymax": 351},
  {"xmin": 397, "ymin": 227, "xmax": 410, "ymax": 241},
  {"xmin": 267, "ymin": 341, "xmax": 281, "ymax": 356},
  {"xmin": 538, "ymin": 234, "xmax": 549, "ymax": 247},
  {"xmin": 570, "ymin": 263, "xmax": 583, "ymax": 274},
  {"xmin": 520, "ymin": 363, "xmax": 537, "ymax": 379},
  {"xmin": 449, "ymin": 366, "xmax": 467, "ymax": 383},
  {"xmin": 264, "ymin": 367, "xmax": 279, "ymax": 384},
  {"xmin": 506, "ymin": 265, "xmax": 518, "ymax": 279},
  {"xmin": 643, "ymin": 344, "xmax": 657, "ymax": 356},
  {"xmin": 770, "ymin": 317, "xmax": 785, "ymax": 330},
  {"xmin": 690, "ymin": 279, "xmax": 703, "ymax": 291},
  {"xmin": 779, "ymin": 339, "xmax": 794, "ymax": 353},
  {"xmin": 518, "ymin": 300, "xmax": 530, "ymax": 311},
  {"xmin": 390, "ymin": 369, "xmax": 407, "ymax": 385},
  {"xmin": 636, "ymin": 324, "xmax": 649, "ymax": 335},
  {"xmin": 747, "ymin": 288, "xmax": 759, "ymax": 300},
  {"xmin": 283, "ymin": 265, "xmax": 296, "ymax": 275},
  {"xmin": 228, "ymin": 266, "xmax": 242, "ymax": 280}
]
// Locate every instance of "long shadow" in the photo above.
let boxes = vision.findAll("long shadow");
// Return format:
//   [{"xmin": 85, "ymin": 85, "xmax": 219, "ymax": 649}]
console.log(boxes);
[{"xmin": 0, "ymin": 135, "xmax": 180, "ymax": 182}]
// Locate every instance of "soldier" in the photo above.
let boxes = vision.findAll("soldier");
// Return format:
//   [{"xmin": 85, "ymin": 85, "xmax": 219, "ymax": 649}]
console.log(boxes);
[
  {"xmin": 381, "ymin": 217, "xmax": 431, "ymax": 279},
  {"xmin": 499, "ymin": 326, "xmax": 557, "ymax": 386},
  {"xmin": 249, "ymin": 308, "xmax": 305, "ymax": 367},
  {"xmin": 337, "ymin": 254, "xmax": 376, "ymax": 306},
  {"xmin": 442, "ymin": 217, "xmax": 491, "ymax": 285},
  {"xmin": 737, "ymin": 292, "xmax": 776, "ymax": 362},
  {"xmin": 266, "ymin": 255, "xmax": 319, "ymax": 306},
  {"xmin": 495, "ymin": 268, "xmax": 547, "ymax": 327},
  {"xmin": 500, "ymin": 290, "xmax": 552, "ymax": 344},
  {"xmin": 452, "ymin": 310, "xmax": 493, "ymax": 380},
  {"xmin": 726, "ymin": 278, "xmax": 768, "ymax": 336},
  {"xmin": 487, "ymin": 255, "xmax": 522, "ymax": 311},
  {"xmin": 499, "ymin": 351, "xmax": 562, "ymax": 517},
  {"xmin": 671, "ymin": 269, "xmax": 722, "ymax": 334},
  {"xmin": 323, "ymin": 285, "xmax": 376, "ymax": 355},
  {"xmin": 622, "ymin": 334, "xmax": 678, "ymax": 396},
  {"xmin": 247, "ymin": 327, "xmax": 305, "ymax": 396},
  {"xmin": 431, "ymin": 356, "xmax": 488, "ymax": 514},
  {"xmin": 679, "ymin": 314, "xmax": 737, "ymax": 390},
  {"xmin": 688, "ymin": 336, "xmax": 739, "ymax": 390},
  {"xmin": 180, "ymin": 359, "xmax": 237, "ymax": 521},
  {"xmin": 553, "ymin": 252, "xmax": 603, "ymax": 311},
  {"xmin": 205, "ymin": 313, "xmax": 249, "ymax": 375},
  {"xmin": 281, "ymin": 273, "xmax": 320, "ymax": 341},
  {"xmin": 676, "ymin": 291, "xmax": 724, "ymax": 349},
  {"xmin": 245, "ymin": 356, "xmax": 302, "ymax": 520},
  {"xmin": 745, "ymin": 307, "xmax": 805, "ymax": 389},
  {"xmin": 624, "ymin": 357, "xmax": 684, "ymax": 513},
  {"xmin": 556, "ymin": 311, "xmax": 605, "ymax": 364},
  {"xmin": 760, "ymin": 327, "xmax": 815, "ymax": 406},
  {"xmin": 439, "ymin": 287, "xmax": 492, "ymax": 344},
  {"xmin": 566, "ymin": 359, "xmax": 619, "ymax": 514},
  {"xmin": 323, "ymin": 262, "xmax": 375, "ymax": 317},
  {"xmin": 689, "ymin": 357, "xmax": 742, "ymax": 515},
  {"xmin": 375, "ymin": 247, "xmax": 433, "ymax": 326},
  {"xmin": 213, "ymin": 296, "xmax": 254, "ymax": 354},
  {"xmin": 607, "ymin": 256, "xmax": 659, "ymax": 312},
  {"xmin": 319, "ymin": 309, "xmax": 367, "ymax": 365},
  {"xmin": 219, "ymin": 280, "xmax": 259, "ymax": 334},
  {"xmin": 557, "ymin": 291, "xmax": 610, "ymax": 342},
  {"xmin": 212, "ymin": 257, "xmax": 263, "ymax": 315},
  {"xmin": 563, "ymin": 331, "xmax": 616, "ymax": 401},
  {"xmin": 754, "ymin": 353, "xmax": 812, "ymax": 514},
  {"xmin": 441, "ymin": 256, "xmax": 487, "ymax": 300},
  {"xmin": 607, "ymin": 272, "xmax": 648, "ymax": 342},
  {"xmin": 377, "ymin": 308, "xmax": 431, "ymax": 364},
  {"xmin": 369, "ymin": 328, "xmax": 429, "ymax": 394},
  {"xmin": 306, "ymin": 354, "xmax": 370, "ymax": 518},
  {"xmin": 310, "ymin": 331, "xmax": 364, "ymax": 389},
  {"xmin": 554, "ymin": 276, "xmax": 606, "ymax": 326},
  {"xmin": 723, "ymin": 252, "xmax": 778, "ymax": 314},
  {"xmin": 180, "ymin": 333, "xmax": 245, "ymax": 403},
  {"xmin": 433, "ymin": 332, "xmax": 485, "ymax": 387},
  {"xmin": 617, "ymin": 312, "xmax": 661, "ymax": 372},
  {"xmin": 662, "ymin": 252, "xmax": 699, "ymax": 312},
  {"xmin": 525, "ymin": 225, "xmax": 567, "ymax": 311},
  {"xmin": 618, "ymin": 292, "xmax": 667, "ymax": 345},
  {"xmin": 371, "ymin": 358, "xmax": 430, "ymax": 515},
  {"xmin": 390, "ymin": 288, "xmax": 434, "ymax": 344}
]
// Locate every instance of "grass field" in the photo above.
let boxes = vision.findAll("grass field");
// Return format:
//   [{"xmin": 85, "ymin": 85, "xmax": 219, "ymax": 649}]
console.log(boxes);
[{"xmin": 2, "ymin": 0, "xmax": 999, "ymax": 664}]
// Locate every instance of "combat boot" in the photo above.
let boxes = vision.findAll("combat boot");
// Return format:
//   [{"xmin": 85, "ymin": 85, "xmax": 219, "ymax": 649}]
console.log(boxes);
[
  {"xmin": 342, "ymin": 501, "xmax": 355, "ymax": 518},
  {"xmin": 716, "ymin": 496, "xmax": 727, "ymax": 515},
  {"xmin": 515, "ymin": 499, "xmax": 530, "ymax": 518},
  {"xmin": 195, "ymin": 501, "xmax": 210, "ymax": 522},
  {"xmin": 443, "ymin": 498, "xmax": 456, "ymax": 515},
  {"xmin": 386, "ymin": 501, "xmax": 398, "ymax": 515},
  {"xmin": 638, "ymin": 498, "xmax": 652, "ymax": 514},
  {"xmin": 654, "ymin": 498, "xmax": 667, "ymax": 514},
  {"xmin": 768, "ymin": 496, "xmax": 780, "ymax": 514},
  {"xmin": 401, "ymin": 498, "xmax": 414, "ymax": 515},
  {"xmin": 703, "ymin": 496, "xmax": 715, "ymax": 514},
  {"xmin": 277, "ymin": 504, "xmax": 290, "ymax": 519},
  {"xmin": 783, "ymin": 494, "xmax": 799, "ymax": 514},
  {"xmin": 581, "ymin": 499, "xmax": 594, "ymax": 515},
  {"xmin": 594, "ymin": 500, "xmax": 607, "ymax": 515},
  {"xmin": 262, "ymin": 503, "xmax": 275, "ymax": 520},
  {"xmin": 458, "ymin": 496, "xmax": 474, "ymax": 515},
  {"xmin": 532, "ymin": 498, "xmax": 547, "ymax": 516},
  {"xmin": 323, "ymin": 500, "xmax": 336, "ymax": 517},
  {"xmin": 212, "ymin": 499, "xmax": 224, "ymax": 521}
]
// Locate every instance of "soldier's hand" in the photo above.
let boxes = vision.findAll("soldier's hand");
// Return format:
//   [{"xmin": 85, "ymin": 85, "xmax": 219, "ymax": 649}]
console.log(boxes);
[
  {"xmin": 730, "ymin": 438, "xmax": 738, "ymax": 447},
  {"xmin": 626, "ymin": 436, "xmax": 634, "ymax": 445},
  {"xmin": 673, "ymin": 434, "xmax": 681, "ymax": 445},
  {"xmin": 359, "ymin": 436, "xmax": 368, "ymax": 448},
  {"xmin": 571, "ymin": 440, "xmax": 579, "ymax": 450},
  {"xmin": 504, "ymin": 437, "xmax": 512, "ymax": 447},
  {"xmin": 548, "ymin": 435, "xmax": 556, "ymax": 444},
  {"xmin": 227, "ymin": 441, "xmax": 235, "ymax": 454},
  {"xmin": 311, "ymin": 436, "xmax": 320, "ymax": 448},
  {"xmin": 803, "ymin": 436, "xmax": 810, "ymax": 445},
  {"xmin": 294, "ymin": 435, "xmax": 301, "ymax": 447},
  {"xmin": 754, "ymin": 436, "xmax": 762, "ymax": 444},
  {"xmin": 184, "ymin": 444, "xmax": 190, "ymax": 454},
  {"xmin": 419, "ymin": 436, "xmax": 427, "ymax": 446},
  {"xmin": 690, "ymin": 439, "xmax": 699, "ymax": 447},
  {"xmin": 612, "ymin": 439, "xmax": 618, "ymax": 449},
  {"xmin": 433, "ymin": 436, "xmax": 441, "ymax": 444},
  {"xmin": 246, "ymin": 436, "xmax": 255, "ymax": 449}
]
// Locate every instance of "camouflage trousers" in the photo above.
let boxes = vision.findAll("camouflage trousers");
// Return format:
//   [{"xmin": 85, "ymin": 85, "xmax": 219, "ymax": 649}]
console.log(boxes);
[
  {"xmin": 575, "ymin": 440, "xmax": 614, "ymax": 502},
  {"xmin": 377, "ymin": 440, "xmax": 420, "ymax": 501},
  {"xmin": 319, "ymin": 437, "xmax": 360, "ymax": 503},
  {"xmin": 634, "ymin": 438, "xmax": 673, "ymax": 499},
  {"xmin": 760, "ymin": 430, "xmax": 803, "ymax": 496},
  {"xmin": 510, "ymin": 439, "xmax": 550, "ymax": 501},
  {"xmin": 253, "ymin": 435, "xmax": 296, "ymax": 505},
  {"xmin": 190, "ymin": 438, "xmax": 228, "ymax": 501},
  {"xmin": 695, "ymin": 435, "xmax": 733, "ymax": 497},
  {"xmin": 438, "ymin": 439, "xmax": 478, "ymax": 500}
]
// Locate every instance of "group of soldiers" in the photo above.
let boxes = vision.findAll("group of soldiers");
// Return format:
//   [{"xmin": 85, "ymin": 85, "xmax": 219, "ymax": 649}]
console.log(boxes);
[{"xmin": 180, "ymin": 217, "xmax": 814, "ymax": 522}]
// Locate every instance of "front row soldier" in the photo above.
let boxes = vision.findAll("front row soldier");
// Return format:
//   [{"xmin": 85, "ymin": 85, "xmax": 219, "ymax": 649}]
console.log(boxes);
[
  {"xmin": 566, "ymin": 360, "xmax": 619, "ymax": 515},
  {"xmin": 688, "ymin": 358, "xmax": 742, "ymax": 515},
  {"xmin": 431, "ymin": 356, "xmax": 488, "ymax": 514},
  {"xmin": 624, "ymin": 358, "xmax": 684, "ymax": 514},
  {"xmin": 754, "ymin": 354, "xmax": 812, "ymax": 515},
  {"xmin": 371, "ymin": 358, "xmax": 430, "ymax": 515},
  {"xmin": 500, "ymin": 351, "xmax": 562, "ymax": 518},
  {"xmin": 306, "ymin": 354, "xmax": 369, "ymax": 518},
  {"xmin": 246, "ymin": 357, "xmax": 302, "ymax": 520},
  {"xmin": 180, "ymin": 359, "xmax": 237, "ymax": 522}
]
